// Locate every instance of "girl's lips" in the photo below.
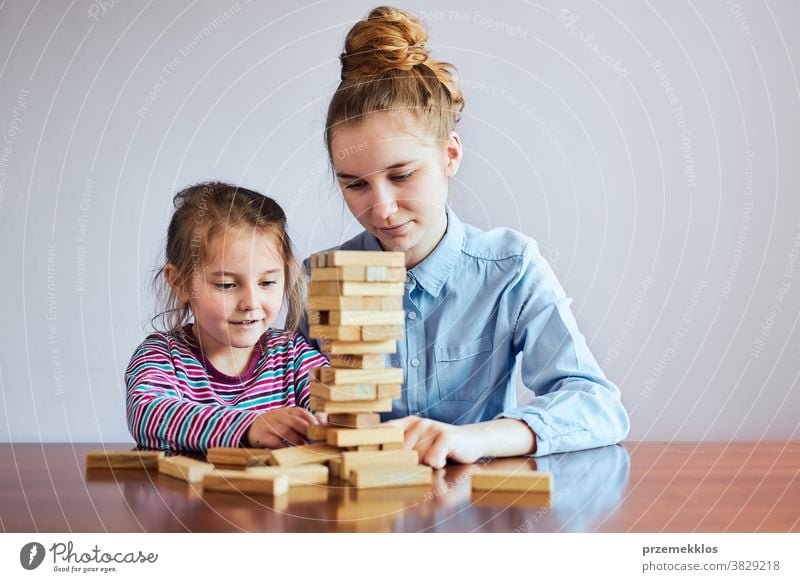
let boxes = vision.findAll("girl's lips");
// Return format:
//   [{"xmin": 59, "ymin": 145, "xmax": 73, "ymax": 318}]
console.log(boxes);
[
  {"xmin": 378, "ymin": 221, "xmax": 411, "ymax": 236},
  {"xmin": 230, "ymin": 319, "xmax": 263, "ymax": 327}
]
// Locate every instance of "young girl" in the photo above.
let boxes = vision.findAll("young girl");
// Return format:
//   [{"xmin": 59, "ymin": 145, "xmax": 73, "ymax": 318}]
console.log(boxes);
[
  {"xmin": 126, "ymin": 182, "xmax": 326, "ymax": 452},
  {"xmin": 312, "ymin": 6, "xmax": 630, "ymax": 467}
]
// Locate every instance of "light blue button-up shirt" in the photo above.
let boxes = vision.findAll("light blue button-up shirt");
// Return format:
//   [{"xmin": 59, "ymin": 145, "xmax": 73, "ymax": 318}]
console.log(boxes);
[{"xmin": 303, "ymin": 209, "xmax": 629, "ymax": 456}]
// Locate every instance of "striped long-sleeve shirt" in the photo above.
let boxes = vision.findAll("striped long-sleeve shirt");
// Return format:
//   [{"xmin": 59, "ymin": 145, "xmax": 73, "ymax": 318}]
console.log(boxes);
[{"xmin": 125, "ymin": 325, "xmax": 328, "ymax": 453}]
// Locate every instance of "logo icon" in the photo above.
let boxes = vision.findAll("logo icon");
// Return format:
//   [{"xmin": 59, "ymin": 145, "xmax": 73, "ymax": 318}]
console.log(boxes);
[{"xmin": 20, "ymin": 542, "xmax": 46, "ymax": 570}]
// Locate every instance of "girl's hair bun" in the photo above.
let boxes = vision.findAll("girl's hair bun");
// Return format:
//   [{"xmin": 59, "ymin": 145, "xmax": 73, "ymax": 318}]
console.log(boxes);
[{"xmin": 340, "ymin": 6, "xmax": 430, "ymax": 79}]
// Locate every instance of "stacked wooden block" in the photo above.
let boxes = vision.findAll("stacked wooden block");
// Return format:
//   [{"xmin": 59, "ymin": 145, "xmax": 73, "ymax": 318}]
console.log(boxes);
[{"xmin": 306, "ymin": 250, "xmax": 431, "ymax": 488}]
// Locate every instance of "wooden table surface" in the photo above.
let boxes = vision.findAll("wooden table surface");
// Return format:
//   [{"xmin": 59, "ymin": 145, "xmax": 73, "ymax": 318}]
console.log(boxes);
[{"xmin": 1, "ymin": 441, "xmax": 798, "ymax": 532}]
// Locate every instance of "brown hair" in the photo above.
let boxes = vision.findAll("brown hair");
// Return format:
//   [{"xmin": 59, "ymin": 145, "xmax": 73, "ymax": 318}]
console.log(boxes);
[
  {"xmin": 325, "ymin": 6, "xmax": 464, "ymax": 159},
  {"xmin": 152, "ymin": 181, "xmax": 306, "ymax": 334}
]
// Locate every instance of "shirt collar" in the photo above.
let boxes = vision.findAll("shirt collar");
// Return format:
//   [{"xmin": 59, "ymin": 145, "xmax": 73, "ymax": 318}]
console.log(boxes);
[{"xmin": 360, "ymin": 207, "xmax": 464, "ymax": 297}]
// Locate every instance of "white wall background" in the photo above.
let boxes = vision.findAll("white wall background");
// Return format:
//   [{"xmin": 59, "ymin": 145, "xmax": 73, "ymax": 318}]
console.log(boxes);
[{"xmin": 1, "ymin": 0, "xmax": 798, "ymax": 444}]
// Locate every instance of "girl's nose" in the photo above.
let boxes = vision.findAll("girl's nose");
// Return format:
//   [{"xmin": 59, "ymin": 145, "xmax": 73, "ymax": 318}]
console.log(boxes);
[
  {"xmin": 370, "ymin": 185, "xmax": 399, "ymax": 221},
  {"xmin": 238, "ymin": 285, "xmax": 259, "ymax": 311}
]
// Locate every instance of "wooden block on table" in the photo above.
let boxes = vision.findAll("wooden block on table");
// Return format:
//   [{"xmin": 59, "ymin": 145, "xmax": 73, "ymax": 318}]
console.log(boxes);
[
  {"xmin": 309, "ymin": 296, "xmax": 403, "ymax": 312},
  {"xmin": 203, "ymin": 470, "xmax": 289, "ymax": 496},
  {"xmin": 328, "ymin": 413, "xmax": 381, "ymax": 428},
  {"xmin": 317, "ymin": 250, "xmax": 405, "ymax": 268},
  {"xmin": 309, "ymin": 281, "xmax": 404, "ymax": 297},
  {"xmin": 268, "ymin": 443, "xmax": 342, "ymax": 467},
  {"xmin": 329, "ymin": 354, "xmax": 386, "ymax": 369},
  {"xmin": 309, "ymin": 324, "xmax": 402, "ymax": 342},
  {"xmin": 310, "ymin": 379, "xmax": 377, "ymax": 401},
  {"xmin": 471, "ymin": 470, "xmax": 552, "ymax": 493},
  {"xmin": 320, "ymin": 339, "xmax": 397, "ymax": 355},
  {"xmin": 339, "ymin": 450, "xmax": 419, "ymax": 480},
  {"xmin": 85, "ymin": 450, "xmax": 164, "ymax": 470},
  {"xmin": 350, "ymin": 465, "xmax": 433, "ymax": 489},
  {"xmin": 158, "ymin": 456, "xmax": 216, "ymax": 484},
  {"xmin": 317, "ymin": 367, "xmax": 403, "ymax": 386},
  {"xmin": 327, "ymin": 426, "xmax": 404, "ymax": 447},
  {"xmin": 206, "ymin": 448, "xmax": 272, "ymax": 468},
  {"xmin": 246, "ymin": 463, "xmax": 329, "ymax": 486},
  {"xmin": 306, "ymin": 424, "xmax": 330, "ymax": 441},
  {"xmin": 311, "ymin": 265, "xmax": 406, "ymax": 283},
  {"xmin": 310, "ymin": 396, "xmax": 393, "ymax": 414}
]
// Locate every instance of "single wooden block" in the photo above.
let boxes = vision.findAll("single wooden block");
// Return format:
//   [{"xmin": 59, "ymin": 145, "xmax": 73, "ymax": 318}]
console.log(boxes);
[
  {"xmin": 376, "ymin": 384, "xmax": 402, "ymax": 399},
  {"xmin": 327, "ymin": 310, "xmax": 405, "ymax": 326},
  {"xmin": 320, "ymin": 339, "xmax": 397, "ymax": 355},
  {"xmin": 317, "ymin": 367, "xmax": 403, "ymax": 386},
  {"xmin": 327, "ymin": 426, "xmax": 404, "ymax": 447},
  {"xmin": 309, "ymin": 281, "xmax": 404, "ymax": 297},
  {"xmin": 308, "ymin": 295, "xmax": 403, "ymax": 312},
  {"xmin": 310, "ymin": 396, "xmax": 393, "ymax": 414},
  {"xmin": 206, "ymin": 448, "xmax": 272, "ymax": 468},
  {"xmin": 355, "ymin": 445, "xmax": 381, "ymax": 452},
  {"xmin": 306, "ymin": 424, "xmax": 330, "ymax": 441},
  {"xmin": 340, "ymin": 450, "xmax": 419, "ymax": 480},
  {"xmin": 329, "ymin": 354, "xmax": 387, "ymax": 369},
  {"xmin": 85, "ymin": 450, "xmax": 164, "ymax": 470},
  {"xmin": 310, "ymin": 324, "xmax": 402, "ymax": 342},
  {"xmin": 310, "ymin": 379, "xmax": 377, "ymax": 401},
  {"xmin": 350, "ymin": 465, "xmax": 433, "ymax": 489},
  {"xmin": 471, "ymin": 470, "xmax": 552, "ymax": 493},
  {"xmin": 328, "ymin": 457, "xmax": 343, "ymax": 479},
  {"xmin": 158, "ymin": 456, "xmax": 216, "ymax": 484},
  {"xmin": 311, "ymin": 265, "xmax": 406, "ymax": 283},
  {"xmin": 203, "ymin": 470, "xmax": 289, "ymax": 496},
  {"xmin": 314, "ymin": 253, "xmax": 328, "ymax": 267},
  {"xmin": 328, "ymin": 413, "xmax": 381, "ymax": 428},
  {"xmin": 318, "ymin": 250, "xmax": 405, "ymax": 268},
  {"xmin": 268, "ymin": 443, "xmax": 342, "ymax": 467},
  {"xmin": 245, "ymin": 464, "xmax": 329, "ymax": 486},
  {"xmin": 380, "ymin": 442, "xmax": 404, "ymax": 451}
]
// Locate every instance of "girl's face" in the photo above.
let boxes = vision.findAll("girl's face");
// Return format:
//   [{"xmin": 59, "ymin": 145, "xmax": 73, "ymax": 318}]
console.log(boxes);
[
  {"xmin": 180, "ymin": 230, "xmax": 285, "ymax": 363},
  {"xmin": 330, "ymin": 111, "xmax": 462, "ymax": 268}
]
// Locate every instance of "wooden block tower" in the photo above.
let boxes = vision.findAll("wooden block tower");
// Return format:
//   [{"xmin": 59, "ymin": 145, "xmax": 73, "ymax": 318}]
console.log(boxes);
[{"xmin": 307, "ymin": 250, "xmax": 431, "ymax": 487}]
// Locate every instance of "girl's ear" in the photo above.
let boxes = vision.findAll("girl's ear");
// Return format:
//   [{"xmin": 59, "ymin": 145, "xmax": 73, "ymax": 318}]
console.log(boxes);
[
  {"xmin": 164, "ymin": 263, "xmax": 189, "ymax": 304},
  {"xmin": 444, "ymin": 132, "xmax": 463, "ymax": 177}
]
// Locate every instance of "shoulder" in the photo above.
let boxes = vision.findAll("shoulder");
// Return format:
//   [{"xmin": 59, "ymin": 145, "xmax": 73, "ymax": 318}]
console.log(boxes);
[
  {"xmin": 261, "ymin": 330, "xmax": 325, "ymax": 359},
  {"xmin": 460, "ymin": 222, "xmax": 541, "ymax": 265},
  {"xmin": 132, "ymin": 332, "xmax": 187, "ymax": 357}
]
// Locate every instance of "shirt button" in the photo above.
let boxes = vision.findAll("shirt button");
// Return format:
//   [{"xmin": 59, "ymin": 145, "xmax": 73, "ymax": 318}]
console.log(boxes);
[
  {"xmin": 391, "ymin": 359, "xmax": 400, "ymax": 367},
  {"xmin": 410, "ymin": 358, "xmax": 420, "ymax": 367},
  {"xmin": 408, "ymin": 311, "xmax": 417, "ymax": 320}
]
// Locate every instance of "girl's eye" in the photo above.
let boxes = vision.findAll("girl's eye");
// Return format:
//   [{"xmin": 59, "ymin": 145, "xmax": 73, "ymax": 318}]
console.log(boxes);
[
  {"xmin": 260, "ymin": 280, "xmax": 277, "ymax": 288},
  {"xmin": 344, "ymin": 181, "xmax": 366, "ymax": 191},
  {"xmin": 391, "ymin": 171, "xmax": 415, "ymax": 182},
  {"xmin": 214, "ymin": 283, "xmax": 235, "ymax": 290}
]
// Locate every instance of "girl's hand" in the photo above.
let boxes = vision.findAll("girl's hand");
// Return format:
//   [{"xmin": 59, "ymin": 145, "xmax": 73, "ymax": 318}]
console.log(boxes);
[
  {"xmin": 246, "ymin": 407, "xmax": 319, "ymax": 448},
  {"xmin": 383, "ymin": 416, "xmax": 483, "ymax": 469}
]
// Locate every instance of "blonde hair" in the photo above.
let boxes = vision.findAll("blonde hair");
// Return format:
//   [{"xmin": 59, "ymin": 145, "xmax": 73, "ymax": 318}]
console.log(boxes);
[
  {"xmin": 325, "ymin": 6, "xmax": 465, "ymax": 159},
  {"xmin": 153, "ymin": 182, "xmax": 306, "ymax": 335}
]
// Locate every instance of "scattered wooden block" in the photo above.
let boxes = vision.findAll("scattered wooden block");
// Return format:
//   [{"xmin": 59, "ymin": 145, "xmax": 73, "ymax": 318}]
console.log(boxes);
[
  {"xmin": 471, "ymin": 470, "xmax": 552, "ymax": 493},
  {"xmin": 327, "ymin": 426, "xmax": 404, "ymax": 447},
  {"xmin": 309, "ymin": 324, "xmax": 402, "ymax": 342},
  {"xmin": 308, "ymin": 295, "xmax": 403, "ymax": 312},
  {"xmin": 206, "ymin": 448, "xmax": 272, "ymax": 468},
  {"xmin": 328, "ymin": 413, "xmax": 381, "ymax": 428},
  {"xmin": 310, "ymin": 379, "xmax": 377, "ymax": 401},
  {"xmin": 350, "ymin": 465, "xmax": 433, "ymax": 489},
  {"xmin": 309, "ymin": 281, "xmax": 404, "ymax": 297},
  {"xmin": 320, "ymin": 339, "xmax": 397, "ymax": 355},
  {"xmin": 203, "ymin": 470, "xmax": 289, "ymax": 496},
  {"xmin": 315, "ymin": 250, "xmax": 405, "ymax": 268},
  {"xmin": 158, "ymin": 456, "xmax": 216, "ymax": 484},
  {"xmin": 268, "ymin": 443, "xmax": 342, "ymax": 467},
  {"xmin": 339, "ymin": 450, "xmax": 419, "ymax": 480},
  {"xmin": 310, "ymin": 396, "xmax": 393, "ymax": 414},
  {"xmin": 311, "ymin": 265, "xmax": 406, "ymax": 282},
  {"xmin": 85, "ymin": 450, "xmax": 164, "ymax": 470},
  {"xmin": 246, "ymin": 464, "xmax": 329, "ymax": 486},
  {"xmin": 329, "ymin": 354, "xmax": 387, "ymax": 369},
  {"xmin": 306, "ymin": 425, "xmax": 330, "ymax": 441},
  {"xmin": 316, "ymin": 367, "xmax": 403, "ymax": 386}
]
